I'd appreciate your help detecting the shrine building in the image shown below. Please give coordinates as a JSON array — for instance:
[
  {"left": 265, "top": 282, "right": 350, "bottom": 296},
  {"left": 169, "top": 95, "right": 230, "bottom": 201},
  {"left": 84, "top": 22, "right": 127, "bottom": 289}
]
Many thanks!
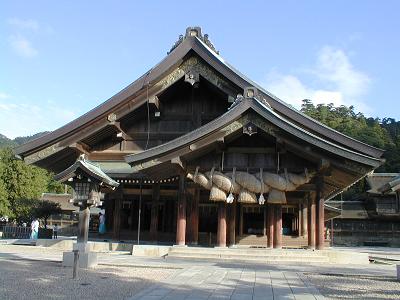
[{"left": 15, "top": 27, "right": 385, "bottom": 250}]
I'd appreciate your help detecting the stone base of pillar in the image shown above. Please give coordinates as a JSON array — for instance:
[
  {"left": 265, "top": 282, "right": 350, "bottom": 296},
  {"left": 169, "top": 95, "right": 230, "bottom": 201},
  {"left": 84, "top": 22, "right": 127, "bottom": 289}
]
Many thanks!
[
  {"left": 62, "top": 243, "right": 98, "bottom": 269},
  {"left": 172, "top": 244, "right": 188, "bottom": 248}
]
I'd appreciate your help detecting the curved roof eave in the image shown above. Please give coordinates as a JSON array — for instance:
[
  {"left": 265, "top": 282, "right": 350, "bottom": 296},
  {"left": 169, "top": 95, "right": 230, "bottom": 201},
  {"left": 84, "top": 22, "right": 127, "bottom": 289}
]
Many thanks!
[
  {"left": 125, "top": 97, "right": 382, "bottom": 168},
  {"left": 15, "top": 33, "right": 384, "bottom": 160},
  {"left": 192, "top": 37, "right": 384, "bottom": 158},
  {"left": 14, "top": 37, "right": 196, "bottom": 157}
]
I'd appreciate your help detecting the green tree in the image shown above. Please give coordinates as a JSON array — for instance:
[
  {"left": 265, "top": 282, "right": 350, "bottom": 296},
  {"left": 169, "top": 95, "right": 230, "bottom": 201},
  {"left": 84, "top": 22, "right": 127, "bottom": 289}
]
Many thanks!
[
  {"left": 33, "top": 200, "right": 62, "bottom": 227},
  {"left": 13, "top": 198, "right": 38, "bottom": 224},
  {"left": 0, "top": 147, "right": 65, "bottom": 220}
]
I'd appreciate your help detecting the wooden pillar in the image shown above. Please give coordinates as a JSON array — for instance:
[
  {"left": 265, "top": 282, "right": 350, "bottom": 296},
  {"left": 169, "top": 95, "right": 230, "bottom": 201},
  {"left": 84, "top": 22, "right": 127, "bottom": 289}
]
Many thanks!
[
  {"left": 307, "top": 192, "right": 316, "bottom": 249},
  {"left": 112, "top": 196, "right": 122, "bottom": 240},
  {"left": 316, "top": 185, "right": 325, "bottom": 250},
  {"left": 298, "top": 205, "right": 302, "bottom": 237},
  {"left": 175, "top": 175, "right": 186, "bottom": 245},
  {"left": 228, "top": 200, "right": 236, "bottom": 247},
  {"left": 104, "top": 193, "right": 113, "bottom": 231},
  {"left": 162, "top": 200, "right": 167, "bottom": 232},
  {"left": 267, "top": 204, "right": 274, "bottom": 248},
  {"left": 301, "top": 204, "right": 308, "bottom": 237},
  {"left": 217, "top": 202, "right": 227, "bottom": 247},
  {"left": 150, "top": 183, "right": 160, "bottom": 241},
  {"left": 192, "top": 189, "right": 199, "bottom": 245},
  {"left": 187, "top": 189, "right": 199, "bottom": 245},
  {"left": 274, "top": 204, "right": 282, "bottom": 249}
]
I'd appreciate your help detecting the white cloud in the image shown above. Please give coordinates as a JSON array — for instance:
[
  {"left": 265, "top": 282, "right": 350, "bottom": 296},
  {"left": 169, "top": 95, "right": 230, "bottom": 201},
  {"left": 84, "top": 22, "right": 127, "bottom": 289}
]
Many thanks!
[
  {"left": 263, "top": 46, "right": 370, "bottom": 112},
  {"left": 0, "top": 100, "right": 78, "bottom": 139},
  {"left": 7, "top": 18, "right": 40, "bottom": 31},
  {"left": 9, "top": 35, "right": 38, "bottom": 57},
  {"left": 0, "top": 92, "right": 11, "bottom": 99}
]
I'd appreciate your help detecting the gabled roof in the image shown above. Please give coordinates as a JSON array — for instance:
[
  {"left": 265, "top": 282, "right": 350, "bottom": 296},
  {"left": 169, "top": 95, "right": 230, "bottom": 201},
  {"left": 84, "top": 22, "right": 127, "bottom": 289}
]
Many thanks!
[
  {"left": 125, "top": 95, "right": 383, "bottom": 169},
  {"left": 377, "top": 174, "right": 400, "bottom": 194},
  {"left": 54, "top": 155, "right": 119, "bottom": 188},
  {"left": 15, "top": 27, "right": 384, "bottom": 160},
  {"left": 366, "top": 173, "right": 400, "bottom": 194}
]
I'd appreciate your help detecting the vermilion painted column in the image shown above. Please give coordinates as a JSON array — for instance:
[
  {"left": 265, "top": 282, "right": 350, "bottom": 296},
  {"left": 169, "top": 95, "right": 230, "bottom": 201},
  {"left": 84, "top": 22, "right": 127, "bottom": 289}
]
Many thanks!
[
  {"left": 316, "top": 192, "right": 325, "bottom": 250},
  {"left": 186, "top": 189, "right": 199, "bottom": 245},
  {"left": 176, "top": 175, "right": 186, "bottom": 246},
  {"left": 267, "top": 204, "right": 274, "bottom": 248},
  {"left": 217, "top": 202, "right": 227, "bottom": 247},
  {"left": 191, "top": 189, "right": 199, "bottom": 245},
  {"left": 301, "top": 204, "right": 308, "bottom": 237},
  {"left": 308, "top": 193, "right": 316, "bottom": 249},
  {"left": 274, "top": 204, "right": 282, "bottom": 249}
]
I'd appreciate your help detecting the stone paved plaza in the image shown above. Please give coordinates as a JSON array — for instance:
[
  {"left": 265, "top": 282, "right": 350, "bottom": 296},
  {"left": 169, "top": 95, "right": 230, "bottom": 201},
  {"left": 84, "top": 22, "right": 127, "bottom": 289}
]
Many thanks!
[
  {"left": 129, "top": 266, "right": 323, "bottom": 300},
  {"left": 1, "top": 244, "right": 400, "bottom": 299}
]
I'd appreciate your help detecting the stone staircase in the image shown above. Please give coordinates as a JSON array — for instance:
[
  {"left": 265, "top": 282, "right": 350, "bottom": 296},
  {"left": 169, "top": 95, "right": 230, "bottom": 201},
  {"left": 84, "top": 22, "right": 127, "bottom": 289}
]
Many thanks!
[
  {"left": 167, "top": 246, "right": 330, "bottom": 264},
  {"left": 237, "top": 234, "right": 330, "bottom": 248}
]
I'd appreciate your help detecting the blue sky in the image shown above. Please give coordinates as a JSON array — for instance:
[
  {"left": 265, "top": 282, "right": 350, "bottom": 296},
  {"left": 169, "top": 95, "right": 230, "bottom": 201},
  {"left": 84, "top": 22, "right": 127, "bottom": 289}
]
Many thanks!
[{"left": 1, "top": 1, "right": 399, "bottom": 138}]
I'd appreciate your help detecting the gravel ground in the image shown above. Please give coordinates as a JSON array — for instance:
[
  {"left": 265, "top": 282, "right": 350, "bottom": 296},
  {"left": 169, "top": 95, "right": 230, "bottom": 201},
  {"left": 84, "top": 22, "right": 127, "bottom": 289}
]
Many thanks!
[
  {"left": 0, "top": 258, "right": 176, "bottom": 300},
  {"left": 306, "top": 273, "right": 400, "bottom": 299}
]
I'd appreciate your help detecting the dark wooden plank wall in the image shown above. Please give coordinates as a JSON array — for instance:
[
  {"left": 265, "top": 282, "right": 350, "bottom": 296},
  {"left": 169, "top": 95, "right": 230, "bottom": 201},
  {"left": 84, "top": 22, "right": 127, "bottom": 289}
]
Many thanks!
[{"left": 94, "top": 79, "right": 230, "bottom": 153}]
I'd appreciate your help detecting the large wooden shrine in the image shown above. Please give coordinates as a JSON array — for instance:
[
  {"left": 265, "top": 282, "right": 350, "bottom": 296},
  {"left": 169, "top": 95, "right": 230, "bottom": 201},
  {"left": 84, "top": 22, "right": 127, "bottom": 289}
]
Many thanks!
[{"left": 15, "top": 27, "right": 384, "bottom": 249}]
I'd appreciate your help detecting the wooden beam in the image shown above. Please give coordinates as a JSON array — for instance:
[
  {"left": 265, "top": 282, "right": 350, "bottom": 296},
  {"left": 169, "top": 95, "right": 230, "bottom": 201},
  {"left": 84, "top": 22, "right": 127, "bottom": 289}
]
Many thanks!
[
  {"left": 226, "top": 147, "right": 276, "bottom": 154},
  {"left": 69, "top": 142, "right": 90, "bottom": 155},
  {"left": 296, "top": 183, "right": 317, "bottom": 191},
  {"left": 123, "top": 188, "right": 178, "bottom": 197},
  {"left": 148, "top": 95, "right": 160, "bottom": 110},
  {"left": 24, "top": 143, "right": 65, "bottom": 165},
  {"left": 189, "top": 134, "right": 225, "bottom": 151},
  {"left": 171, "top": 156, "right": 185, "bottom": 170}
]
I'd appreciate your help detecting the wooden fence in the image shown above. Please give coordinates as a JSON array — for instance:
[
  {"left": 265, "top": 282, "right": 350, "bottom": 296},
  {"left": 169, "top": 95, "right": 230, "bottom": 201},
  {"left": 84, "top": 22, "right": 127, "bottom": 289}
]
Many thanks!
[{"left": 2, "top": 226, "right": 31, "bottom": 239}]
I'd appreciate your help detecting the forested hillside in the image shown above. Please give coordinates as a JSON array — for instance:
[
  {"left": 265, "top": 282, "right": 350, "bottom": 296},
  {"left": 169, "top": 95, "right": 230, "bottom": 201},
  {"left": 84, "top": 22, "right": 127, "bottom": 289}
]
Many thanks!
[
  {"left": 0, "top": 132, "right": 49, "bottom": 149},
  {"left": 301, "top": 100, "right": 400, "bottom": 173}
]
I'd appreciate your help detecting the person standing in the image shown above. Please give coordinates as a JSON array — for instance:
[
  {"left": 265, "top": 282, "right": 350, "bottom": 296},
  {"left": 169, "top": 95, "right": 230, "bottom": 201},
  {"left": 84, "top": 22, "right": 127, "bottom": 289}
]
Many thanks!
[
  {"left": 30, "top": 219, "right": 39, "bottom": 239},
  {"left": 53, "top": 224, "right": 58, "bottom": 239},
  {"left": 99, "top": 213, "right": 106, "bottom": 235}
]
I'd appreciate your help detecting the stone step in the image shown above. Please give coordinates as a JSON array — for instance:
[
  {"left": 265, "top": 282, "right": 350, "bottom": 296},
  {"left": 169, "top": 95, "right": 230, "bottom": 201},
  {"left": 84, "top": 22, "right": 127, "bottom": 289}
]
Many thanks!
[
  {"left": 5, "top": 239, "right": 36, "bottom": 246},
  {"left": 167, "top": 252, "right": 329, "bottom": 263},
  {"left": 169, "top": 247, "right": 322, "bottom": 257}
]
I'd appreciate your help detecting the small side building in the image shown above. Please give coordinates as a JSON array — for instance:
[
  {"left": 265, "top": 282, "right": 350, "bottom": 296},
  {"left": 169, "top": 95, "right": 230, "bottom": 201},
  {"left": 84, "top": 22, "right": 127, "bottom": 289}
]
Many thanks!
[
  {"left": 331, "top": 173, "right": 400, "bottom": 247},
  {"left": 41, "top": 193, "right": 78, "bottom": 230}
]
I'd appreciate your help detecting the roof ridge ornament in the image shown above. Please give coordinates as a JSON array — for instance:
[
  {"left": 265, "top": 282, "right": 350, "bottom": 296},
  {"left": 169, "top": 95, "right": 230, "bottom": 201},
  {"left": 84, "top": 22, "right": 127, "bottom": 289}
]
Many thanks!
[
  {"left": 244, "top": 87, "right": 272, "bottom": 109},
  {"left": 228, "top": 87, "right": 272, "bottom": 110},
  {"left": 228, "top": 94, "right": 244, "bottom": 110},
  {"left": 168, "top": 27, "right": 219, "bottom": 55}
]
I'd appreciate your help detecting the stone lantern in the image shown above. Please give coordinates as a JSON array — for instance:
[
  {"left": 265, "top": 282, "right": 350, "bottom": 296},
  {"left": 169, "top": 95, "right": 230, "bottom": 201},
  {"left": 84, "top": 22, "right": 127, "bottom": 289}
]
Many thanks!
[{"left": 55, "top": 154, "right": 119, "bottom": 268}]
